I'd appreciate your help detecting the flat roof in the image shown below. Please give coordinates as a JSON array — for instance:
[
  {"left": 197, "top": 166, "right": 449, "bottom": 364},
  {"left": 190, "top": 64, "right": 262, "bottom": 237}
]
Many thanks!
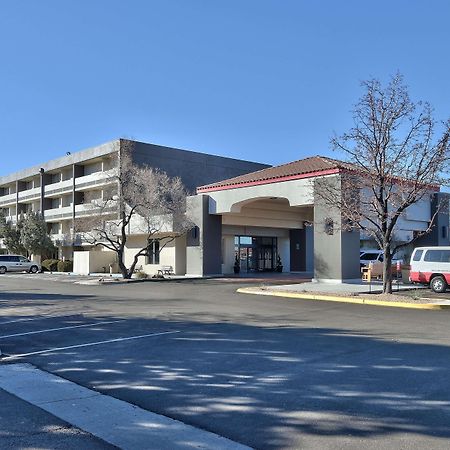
[{"left": 0, "top": 140, "right": 119, "bottom": 186}]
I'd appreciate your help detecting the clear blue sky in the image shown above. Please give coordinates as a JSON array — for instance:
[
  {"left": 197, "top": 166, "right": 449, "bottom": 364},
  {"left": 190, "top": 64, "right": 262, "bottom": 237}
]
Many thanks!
[{"left": 0, "top": 0, "right": 449, "bottom": 176}]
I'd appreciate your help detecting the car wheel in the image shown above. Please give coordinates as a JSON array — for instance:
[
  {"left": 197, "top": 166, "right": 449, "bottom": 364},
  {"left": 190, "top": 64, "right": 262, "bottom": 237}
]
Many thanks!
[
  {"left": 0, "top": 266, "right": 6, "bottom": 274},
  {"left": 29, "top": 265, "right": 39, "bottom": 274},
  {"left": 430, "top": 275, "right": 447, "bottom": 293}
]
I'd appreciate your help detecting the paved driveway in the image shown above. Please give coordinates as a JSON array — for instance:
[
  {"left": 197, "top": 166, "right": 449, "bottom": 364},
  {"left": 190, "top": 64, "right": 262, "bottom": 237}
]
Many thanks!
[{"left": 1, "top": 275, "right": 450, "bottom": 449}]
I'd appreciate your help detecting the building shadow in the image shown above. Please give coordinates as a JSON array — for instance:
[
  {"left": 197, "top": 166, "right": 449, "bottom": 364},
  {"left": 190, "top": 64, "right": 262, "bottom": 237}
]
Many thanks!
[{"left": 1, "top": 314, "right": 449, "bottom": 449}]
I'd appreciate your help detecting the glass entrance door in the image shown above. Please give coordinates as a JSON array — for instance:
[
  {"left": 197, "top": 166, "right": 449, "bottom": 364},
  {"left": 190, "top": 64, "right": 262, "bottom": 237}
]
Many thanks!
[{"left": 235, "top": 236, "right": 277, "bottom": 272}]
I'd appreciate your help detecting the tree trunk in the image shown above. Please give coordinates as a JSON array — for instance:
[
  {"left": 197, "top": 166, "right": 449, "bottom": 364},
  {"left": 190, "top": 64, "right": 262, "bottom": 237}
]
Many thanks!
[
  {"left": 128, "top": 254, "right": 141, "bottom": 279},
  {"left": 117, "top": 249, "right": 130, "bottom": 279},
  {"left": 118, "top": 220, "right": 131, "bottom": 278},
  {"left": 382, "top": 249, "right": 393, "bottom": 294}
]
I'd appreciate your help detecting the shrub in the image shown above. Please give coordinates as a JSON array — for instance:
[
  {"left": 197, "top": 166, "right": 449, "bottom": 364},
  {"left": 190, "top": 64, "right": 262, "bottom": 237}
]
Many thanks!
[
  {"left": 41, "top": 259, "right": 59, "bottom": 272},
  {"left": 57, "top": 260, "right": 73, "bottom": 272},
  {"left": 135, "top": 270, "right": 148, "bottom": 279}
]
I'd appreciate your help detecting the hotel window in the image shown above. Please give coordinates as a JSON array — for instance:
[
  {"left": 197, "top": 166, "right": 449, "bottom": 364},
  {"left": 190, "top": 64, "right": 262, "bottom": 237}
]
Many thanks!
[
  {"left": 146, "top": 239, "right": 160, "bottom": 264},
  {"left": 50, "top": 223, "right": 60, "bottom": 234},
  {"left": 50, "top": 173, "right": 61, "bottom": 184}
]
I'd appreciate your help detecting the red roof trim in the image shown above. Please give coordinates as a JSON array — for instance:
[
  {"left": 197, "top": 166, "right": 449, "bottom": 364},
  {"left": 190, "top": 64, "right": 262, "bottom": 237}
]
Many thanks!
[{"left": 197, "top": 168, "right": 341, "bottom": 193}]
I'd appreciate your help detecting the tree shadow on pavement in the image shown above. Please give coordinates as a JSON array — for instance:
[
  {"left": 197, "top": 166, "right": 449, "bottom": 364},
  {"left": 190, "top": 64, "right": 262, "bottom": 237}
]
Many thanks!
[{"left": 2, "top": 314, "right": 448, "bottom": 449}]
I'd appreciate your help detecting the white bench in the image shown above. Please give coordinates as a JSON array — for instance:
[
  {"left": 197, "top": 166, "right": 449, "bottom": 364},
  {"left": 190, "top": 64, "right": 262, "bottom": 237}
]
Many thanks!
[{"left": 157, "top": 265, "right": 174, "bottom": 276}]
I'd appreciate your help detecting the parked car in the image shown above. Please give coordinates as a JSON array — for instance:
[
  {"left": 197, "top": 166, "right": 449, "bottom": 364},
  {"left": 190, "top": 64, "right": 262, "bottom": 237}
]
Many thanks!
[
  {"left": 409, "top": 246, "right": 450, "bottom": 293},
  {"left": 360, "top": 249, "right": 402, "bottom": 268},
  {"left": 0, "top": 255, "right": 41, "bottom": 274}
]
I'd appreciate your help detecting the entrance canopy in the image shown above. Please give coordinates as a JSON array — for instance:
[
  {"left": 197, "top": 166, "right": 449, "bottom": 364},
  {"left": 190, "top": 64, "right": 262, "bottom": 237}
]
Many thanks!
[{"left": 187, "top": 156, "right": 361, "bottom": 282}]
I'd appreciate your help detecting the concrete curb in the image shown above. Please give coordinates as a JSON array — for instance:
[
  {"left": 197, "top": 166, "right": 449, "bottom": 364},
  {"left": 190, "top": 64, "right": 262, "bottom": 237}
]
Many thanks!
[
  {"left": 236, "top": 287, "right": 450, "bottom": 310},
  {"left": 0, "top": 363, "right": 250, "bottom": 450}
]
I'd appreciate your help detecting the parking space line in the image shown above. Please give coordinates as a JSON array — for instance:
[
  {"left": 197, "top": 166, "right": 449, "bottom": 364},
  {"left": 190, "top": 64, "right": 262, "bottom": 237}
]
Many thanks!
[
  {"left": 1, "top": 330, "right": 181, "bottom": 361},
  {"left": 0, "top": 320, "right": 124, "bottom": 340}
]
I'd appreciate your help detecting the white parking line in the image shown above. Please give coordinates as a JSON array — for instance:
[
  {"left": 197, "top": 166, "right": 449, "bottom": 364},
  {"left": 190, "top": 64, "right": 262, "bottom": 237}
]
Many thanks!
[
  {"left": 0, "top": 320, "right": 124, "bottom": 340},
  {"left": 2, "top": 330, "right": 181, "bottom": 361}
]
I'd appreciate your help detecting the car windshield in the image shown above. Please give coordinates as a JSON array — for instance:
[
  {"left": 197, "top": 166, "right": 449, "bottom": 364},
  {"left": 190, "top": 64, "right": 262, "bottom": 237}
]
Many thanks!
[{"left": 360, "top": 253, "right": 380, "bottom": 261}]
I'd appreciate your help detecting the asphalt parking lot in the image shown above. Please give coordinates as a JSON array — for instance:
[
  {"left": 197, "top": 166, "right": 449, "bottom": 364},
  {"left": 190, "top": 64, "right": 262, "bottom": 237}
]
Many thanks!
[{"left": 1, "top": 274, "right": 450, "bottom": 449}]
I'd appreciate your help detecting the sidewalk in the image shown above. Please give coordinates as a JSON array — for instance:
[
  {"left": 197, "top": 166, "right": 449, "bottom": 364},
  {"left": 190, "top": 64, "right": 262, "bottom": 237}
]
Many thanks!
[
  {"left": 0, "top": 363, "right": 249, "bottom": 450},
  {"left": 1, "top": 272, "right": 209, "bottom": 285},
  {"left": 261, "top": 280, "right": 423, "bottom": 295},
  {"left": 0, "top": 387, "right": 113, "bottom": 449},
  {"left": 237, "top": 281, "right": 450, "bottom": 310}
]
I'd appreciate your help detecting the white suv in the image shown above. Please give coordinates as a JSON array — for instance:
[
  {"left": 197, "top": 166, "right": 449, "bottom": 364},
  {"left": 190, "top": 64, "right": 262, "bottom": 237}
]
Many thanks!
[
  {"left": 360, "top": 249, "right": 403, "bottom": 267},
  {"left": 0, "top": 255, "right": 41, "bottom": 274}
]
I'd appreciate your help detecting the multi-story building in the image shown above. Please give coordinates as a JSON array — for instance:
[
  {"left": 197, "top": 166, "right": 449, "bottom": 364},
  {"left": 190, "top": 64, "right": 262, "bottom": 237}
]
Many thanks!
[
  {"left": 1, "top": 141, "right": 448, "bottom": 282},
  {"left": 0, "top": 139, "right": 269, "bottom": 262}
]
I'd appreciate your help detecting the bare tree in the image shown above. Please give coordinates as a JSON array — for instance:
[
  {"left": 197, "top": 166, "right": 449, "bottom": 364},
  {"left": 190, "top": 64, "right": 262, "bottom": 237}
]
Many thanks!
[
  {"left": 316, "top": 74, "right": 449, "bottom": 293},
  {"left": 76, "top": 145, "right": 192, "bottom": 278}
]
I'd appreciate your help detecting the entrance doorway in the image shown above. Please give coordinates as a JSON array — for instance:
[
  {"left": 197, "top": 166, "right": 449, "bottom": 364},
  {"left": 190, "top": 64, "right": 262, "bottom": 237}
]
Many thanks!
[{"left": 235, "top": 236, "right": 277, "bottom": 272}]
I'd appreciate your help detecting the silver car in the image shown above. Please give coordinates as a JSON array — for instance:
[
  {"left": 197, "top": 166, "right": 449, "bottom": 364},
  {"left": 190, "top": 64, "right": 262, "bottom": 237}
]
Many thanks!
[{"left": 0, "top": 255, "right": 41, "bottom": 274}]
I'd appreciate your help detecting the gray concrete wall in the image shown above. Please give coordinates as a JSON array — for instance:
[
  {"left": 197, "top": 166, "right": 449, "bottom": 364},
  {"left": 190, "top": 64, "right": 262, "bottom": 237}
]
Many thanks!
[
  {"left": 313, "top": 176, "right": 360, "bottom": 282},
  {"left": 305, "top": 225, "right": 314, "bottom": 272},
  {"left": 126, "top": 140, "right": 269, "bottom": 194},
  {"left": 186, "top": 195, "right": 222, "bottom": 276},
  {"left": 415, "top": 192, "right": 450, "bottom": 247}
]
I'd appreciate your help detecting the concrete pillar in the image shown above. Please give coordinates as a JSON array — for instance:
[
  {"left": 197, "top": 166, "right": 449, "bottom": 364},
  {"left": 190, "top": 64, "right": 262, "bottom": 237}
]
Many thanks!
[
  {"left": 278, "top": 237, "right": 290, "bottom": 272},
  {"left": 174, "top": 234, "right": 187, "bottom": 275},
  {"left": 313, "top": 176, "right": 360, "bottom": 283},
  {"left": 15, "top": 180, "right": 19, "bottom": 223},
  {"left": 186, "top": 194, "right": 222, "bottom": 276},
  {"left": 305, "top": 225, "right": 314, "bottom": 272},
  {"left": 39, "top": 170, "right": 52, "bottom": 213},
  {"left": 72, "top": 164, "right": 84, "bottom": 234}
]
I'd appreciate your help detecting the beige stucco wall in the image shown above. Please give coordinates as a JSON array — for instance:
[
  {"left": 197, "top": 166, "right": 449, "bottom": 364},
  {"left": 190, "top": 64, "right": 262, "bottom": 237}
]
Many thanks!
[
  {"left": 220, "top": 199, "right": 313, "bottom": 230},
  {"left": 278, "top": 237, "right": 290, "bottom": 272},
  {"left": 124, "top": 234, "right": 187, "bottom": 276},
  {"left": 123, "top": 235, "right": 147, "bottom": 270},
  {"left": 73, "top": 250, "right": 117, "bottom": 275},
  {"left": 207, "top": 178, "right": 314, "bottom": 214},
  {"left": 61, "top": 247, "right": 73, "bottom": 261},
  {"left": 174, "top": 235, "right": 187, "bottom": 275},
  {"left": 222, "top": 235, "right": 235, "bottom": 274}
]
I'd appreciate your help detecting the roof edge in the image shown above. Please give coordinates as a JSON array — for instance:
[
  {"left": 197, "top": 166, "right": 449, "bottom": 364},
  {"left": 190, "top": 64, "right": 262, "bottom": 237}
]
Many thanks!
[{"left": 197, "top": 168, "right": 341, "bottom": 193}]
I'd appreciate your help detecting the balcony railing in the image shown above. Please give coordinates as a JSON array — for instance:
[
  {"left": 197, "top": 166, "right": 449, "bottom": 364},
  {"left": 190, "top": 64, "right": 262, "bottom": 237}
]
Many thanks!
[
  {"left": 44, "top": 179, "right": 73, "bottom": 196},
  {"left": 74, "top": 201, "right": 118, "bottom": 217},
  {"left": 18, "top": 187, "right": 41, "bottom": 202},
  {"left": 4, "top": 215, "right": 17, "bottom": 225},
  {"left": 48, "top": 232, "right": 92, "bottom": 246},
  {"left": 0, "top": 193, "right": 17, "bottom": 206},
  {"left": 44, "top": 205, "right": 73, "bottom": 220},
  {"left": 75, "top": 169, "right": 116, "bottom": 190}
]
